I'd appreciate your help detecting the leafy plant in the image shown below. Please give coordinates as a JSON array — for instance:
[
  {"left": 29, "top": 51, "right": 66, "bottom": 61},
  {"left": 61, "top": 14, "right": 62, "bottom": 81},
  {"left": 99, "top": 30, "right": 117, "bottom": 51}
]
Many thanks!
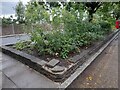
[
  {"left": 99, "top": 21, "right": 112, "bottom": 33},
  {"left": 14, "top": 3, "right": 113, "bottom": 59},
  {"left": 14, "top": 41, "right": 29, "bottom": 50},
  {"left": 15, "top": 1, "right": 25, "bottom": 24}
]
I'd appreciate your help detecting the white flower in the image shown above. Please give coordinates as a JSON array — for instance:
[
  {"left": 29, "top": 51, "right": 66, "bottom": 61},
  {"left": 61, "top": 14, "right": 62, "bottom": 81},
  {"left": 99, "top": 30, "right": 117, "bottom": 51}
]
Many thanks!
[{"left": 31, "top": 41, "right": 35, "bottom": 45}]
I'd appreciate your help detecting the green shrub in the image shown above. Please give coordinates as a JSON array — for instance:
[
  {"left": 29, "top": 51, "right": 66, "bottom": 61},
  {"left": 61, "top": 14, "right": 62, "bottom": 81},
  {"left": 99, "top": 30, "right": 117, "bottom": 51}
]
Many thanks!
[
  {"left": 14, "top": 41, "right": 31, "bottom": 50},
  {"left": 29, "top": 21, "right": 107, "bottom": 59},
  {"left": 99, "top": 21, "right": 112, "bottom": 33},
  {"left": 15, "top": 8, "right": 112, "bottom": 59},
  {"left": 15, "top": 21, "right": 111, "bottom": 59}
]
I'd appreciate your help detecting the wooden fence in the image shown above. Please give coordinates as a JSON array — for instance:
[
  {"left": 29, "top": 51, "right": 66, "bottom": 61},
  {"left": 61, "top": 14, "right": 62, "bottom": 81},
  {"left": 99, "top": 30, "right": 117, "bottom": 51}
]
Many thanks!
[{"left": 0, "top": 24, "right": 27, "bottom": 36}]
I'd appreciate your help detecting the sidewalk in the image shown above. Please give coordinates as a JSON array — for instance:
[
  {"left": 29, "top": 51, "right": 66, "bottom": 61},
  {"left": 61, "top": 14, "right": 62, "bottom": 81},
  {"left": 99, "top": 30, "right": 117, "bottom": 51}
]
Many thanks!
[
  {"left": 68, "top": 37, "right": 118, "bottom": 88},
  {"left": 0, "top": 34, "right": 30, "bottom": 46},
  {"left": 1, "top": 52, "right": 59, "bottom": 88}
]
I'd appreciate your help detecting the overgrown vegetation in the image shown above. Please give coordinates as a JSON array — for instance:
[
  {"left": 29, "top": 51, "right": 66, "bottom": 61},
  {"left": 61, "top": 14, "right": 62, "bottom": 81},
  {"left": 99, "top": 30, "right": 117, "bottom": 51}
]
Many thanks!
[
  {"left": 14, "top": 2, "right": 112, "bottom": 59},
  {"left": 15, "top": 1, "right": 25, "bottom": 24},
  {"left": 2, "top": 16, "right": 16, "bottom": 26}
]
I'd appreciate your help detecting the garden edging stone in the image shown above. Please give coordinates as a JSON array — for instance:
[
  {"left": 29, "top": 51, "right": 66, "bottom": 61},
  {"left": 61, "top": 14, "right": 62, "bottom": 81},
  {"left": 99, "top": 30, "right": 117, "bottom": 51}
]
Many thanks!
[{"left": 46, "top": 59, "right": 60, "bottom": 68}]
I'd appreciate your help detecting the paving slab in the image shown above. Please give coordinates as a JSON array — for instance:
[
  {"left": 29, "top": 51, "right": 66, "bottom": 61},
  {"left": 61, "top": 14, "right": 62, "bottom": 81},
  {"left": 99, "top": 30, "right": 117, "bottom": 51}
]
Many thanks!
[
  {"left": 1, "top": 53, "right": 60, "bottom": 88},
  {"left": 2, "top": 59, "right": 18, "bottom": 70},
  {"left": 3, "top": 62, "right": 26, "bottom": 78},
  {"left": 46, "top": 59, "right": 60, "bottom": 68},
  {"left": 2, "top": 73, "right": 17, "bottom": 88}
]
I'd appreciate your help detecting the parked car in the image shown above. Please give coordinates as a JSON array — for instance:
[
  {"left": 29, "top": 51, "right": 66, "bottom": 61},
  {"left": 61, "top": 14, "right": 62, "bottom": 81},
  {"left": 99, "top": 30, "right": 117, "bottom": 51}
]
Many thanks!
[{"left": 115, "top": 20, "right": 120, "bottom": 29}]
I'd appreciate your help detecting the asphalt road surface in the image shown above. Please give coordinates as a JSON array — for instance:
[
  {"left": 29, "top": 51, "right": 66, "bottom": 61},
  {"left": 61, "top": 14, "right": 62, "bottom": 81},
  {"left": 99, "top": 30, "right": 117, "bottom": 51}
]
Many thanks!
[{"left": 67, "top": 37, "right": 118, "bottom": 88}]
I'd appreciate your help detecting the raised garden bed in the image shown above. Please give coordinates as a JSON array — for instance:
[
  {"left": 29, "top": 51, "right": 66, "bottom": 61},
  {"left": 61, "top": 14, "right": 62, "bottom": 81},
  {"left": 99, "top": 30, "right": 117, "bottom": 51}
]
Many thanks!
[{"left": 0, "top": 30, "right": 119, "bottom": 82}]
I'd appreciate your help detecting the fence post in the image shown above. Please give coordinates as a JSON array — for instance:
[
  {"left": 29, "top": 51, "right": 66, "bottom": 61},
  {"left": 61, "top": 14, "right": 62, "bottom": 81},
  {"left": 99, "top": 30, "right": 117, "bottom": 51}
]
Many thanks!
[{"left": 12, "top": 24, "right": 15, "bottom": 35}]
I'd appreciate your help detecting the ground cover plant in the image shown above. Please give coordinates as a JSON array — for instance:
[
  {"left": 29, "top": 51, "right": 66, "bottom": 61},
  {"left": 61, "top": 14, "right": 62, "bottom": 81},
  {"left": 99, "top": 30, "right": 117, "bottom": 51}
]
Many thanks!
[{"left": 14, "top": 2, "right": 113, "bottom": 59}]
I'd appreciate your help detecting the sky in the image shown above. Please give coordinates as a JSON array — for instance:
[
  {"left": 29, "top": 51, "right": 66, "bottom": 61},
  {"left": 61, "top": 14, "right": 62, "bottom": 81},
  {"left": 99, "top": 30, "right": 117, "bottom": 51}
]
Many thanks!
[
  {"left": 0, "top": 0, "right": 84, "bottom": 18},
  {"left": 0, "top": 0, "right": 30, "bottom": 18},
  {"left": 0, "top": 0, "right": 30, "bottom": 4}
]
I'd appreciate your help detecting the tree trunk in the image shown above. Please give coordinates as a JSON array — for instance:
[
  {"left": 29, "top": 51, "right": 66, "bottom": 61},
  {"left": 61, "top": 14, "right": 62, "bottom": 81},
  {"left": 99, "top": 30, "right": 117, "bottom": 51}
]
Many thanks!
[{"left": 89, "top": 12, "right": 93, "bottom": 22}]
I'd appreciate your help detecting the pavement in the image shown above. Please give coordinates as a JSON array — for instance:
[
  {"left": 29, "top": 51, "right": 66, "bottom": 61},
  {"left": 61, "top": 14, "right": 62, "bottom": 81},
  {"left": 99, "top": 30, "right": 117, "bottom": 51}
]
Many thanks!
[
  {"left": 0, "top": 34, "right": 30, "bottom": 46},
  {"left": 67, "top": 36, "right": 118, "bottom": 88},
  {"left": 0, "top": 52, "right": 60, "bottom": 88}
]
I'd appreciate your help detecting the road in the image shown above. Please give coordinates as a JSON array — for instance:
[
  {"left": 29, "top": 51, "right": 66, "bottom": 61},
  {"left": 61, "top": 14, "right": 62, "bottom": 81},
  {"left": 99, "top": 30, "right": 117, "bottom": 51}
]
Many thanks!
[{"left": 67, "top": 36, "right": 118, "bottom": 88}]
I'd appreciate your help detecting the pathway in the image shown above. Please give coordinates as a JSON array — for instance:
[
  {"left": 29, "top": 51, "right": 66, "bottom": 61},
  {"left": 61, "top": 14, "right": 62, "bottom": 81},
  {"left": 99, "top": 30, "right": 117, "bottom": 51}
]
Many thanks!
[
  {"left": 0, "top": 34, "right": 30, "bottom": 46},
  {"left": 67, "top": 36, "right": 118, "bottom": 88},
  {"left": 0, "top": 52, "right": 59, "bottom": 88}
]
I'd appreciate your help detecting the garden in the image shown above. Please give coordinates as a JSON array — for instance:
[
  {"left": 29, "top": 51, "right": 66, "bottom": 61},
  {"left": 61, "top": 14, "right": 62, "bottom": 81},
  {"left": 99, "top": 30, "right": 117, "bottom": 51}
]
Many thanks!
[{"left": 1, "top": 1, "right": 120, "bottom": 82}]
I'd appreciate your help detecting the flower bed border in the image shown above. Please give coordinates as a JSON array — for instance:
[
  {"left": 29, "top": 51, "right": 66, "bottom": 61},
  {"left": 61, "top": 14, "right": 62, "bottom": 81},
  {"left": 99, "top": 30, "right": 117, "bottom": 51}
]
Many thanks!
[{"left": 0, "top": 30, "right": 119, "bottom": 82}]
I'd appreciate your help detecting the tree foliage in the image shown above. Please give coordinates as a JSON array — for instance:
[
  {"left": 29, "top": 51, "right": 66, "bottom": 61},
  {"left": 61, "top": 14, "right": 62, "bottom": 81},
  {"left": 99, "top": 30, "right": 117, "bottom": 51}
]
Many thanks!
[
  {"left": 25, "top": 1, "right": 50, "bottom": 24},
  {"left": 2, "top": 15, "right": 16, "bottom": 26},
  {"left": 113, "top": 2, "right": 120, "bottom": 20},
  {"left": 15, "top": 1, "right": 25, "bottom": 24},
  {"left": 83, "top": 2, "right": 103, "bottom": 22}
]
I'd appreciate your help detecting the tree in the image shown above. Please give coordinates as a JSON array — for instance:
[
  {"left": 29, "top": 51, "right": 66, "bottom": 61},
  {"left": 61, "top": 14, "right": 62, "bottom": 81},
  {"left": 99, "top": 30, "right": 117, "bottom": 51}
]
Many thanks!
[
  {"left": 15, "top": 1, "right": 25, "bottom": 24},
  {"left": 2, "top": 17, "right": 13, "bottom": 25},
  {"left": 25, "top": 1, "right": 50, "bottom": 24},
  {"left": 84, "top": 2, "right": 102, "bottom": 22},
  {"left": 113, "top": 2, "right": 120, "bottom": 20},
  {"left": 94, "top": 2, "right": 120, "bottom": 26},
  {"left": 43, "top": 2, "right": 102, "bottom": 22}
]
